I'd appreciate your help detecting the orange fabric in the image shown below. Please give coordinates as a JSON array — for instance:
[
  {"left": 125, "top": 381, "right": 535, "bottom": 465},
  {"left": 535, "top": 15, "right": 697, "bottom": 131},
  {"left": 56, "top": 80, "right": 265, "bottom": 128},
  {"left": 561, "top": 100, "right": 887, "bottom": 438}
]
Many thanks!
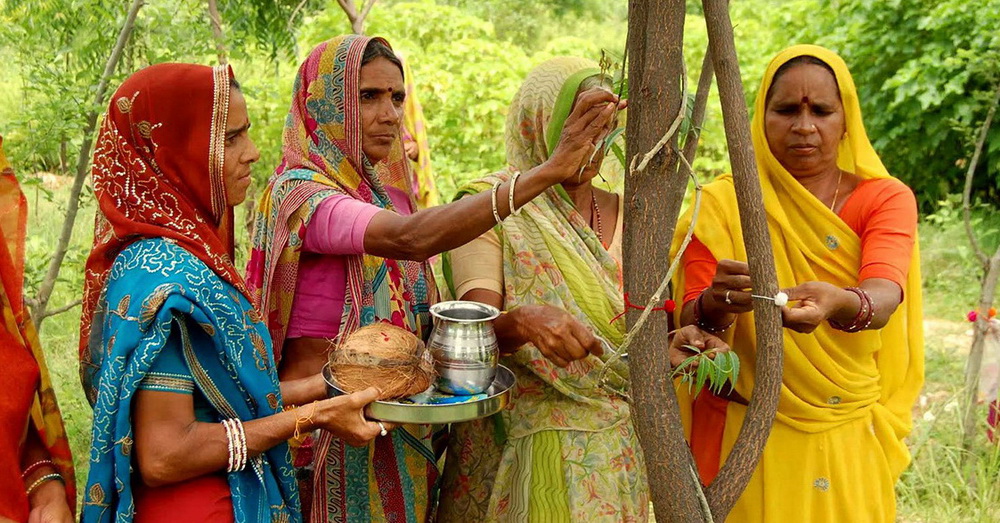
[
  {"left": 682, "top": 177, "right": 918, "bottom": 305},
  {"left": 0, "top": 136, "right": 76, "bottom": 518}
]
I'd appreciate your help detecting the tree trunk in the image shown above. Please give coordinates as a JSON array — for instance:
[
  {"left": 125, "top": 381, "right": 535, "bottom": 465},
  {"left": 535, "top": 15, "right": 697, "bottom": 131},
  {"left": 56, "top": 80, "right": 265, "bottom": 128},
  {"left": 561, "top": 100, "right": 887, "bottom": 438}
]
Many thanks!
[
  {"left": 208, "top": 0, "right": 228, "bottom": 65},
  {"left": 31, "top": 0, "right": 145, "bottom": 325},
  {"left": 624, "top": 1, "right": 707, "bottom": 521},
  {"left": 336, "top": 0, "right": 378, "bottom": 34},
  {"left": 960, "top": 82, "right": 1000, "bottom": 450},
  {"left": 701, "top": 0, "right": 784, "bottom": 518}
]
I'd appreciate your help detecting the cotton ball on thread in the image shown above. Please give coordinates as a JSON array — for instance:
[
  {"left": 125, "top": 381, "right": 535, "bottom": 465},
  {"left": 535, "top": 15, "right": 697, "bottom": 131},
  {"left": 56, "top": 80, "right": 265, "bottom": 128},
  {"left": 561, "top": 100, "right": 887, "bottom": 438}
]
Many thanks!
[{"left": 774, "top": 292, "right": 788, "bottom": 307}]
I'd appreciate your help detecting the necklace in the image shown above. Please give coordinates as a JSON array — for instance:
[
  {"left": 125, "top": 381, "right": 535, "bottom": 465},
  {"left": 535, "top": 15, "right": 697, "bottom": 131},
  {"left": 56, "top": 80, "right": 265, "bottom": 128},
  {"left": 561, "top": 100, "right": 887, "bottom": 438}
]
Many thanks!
[
  {"left": 591, "top": 190, "right": 603, "bottom": 243},
  {"left": 829, "top": 169, "right": 844, "bottom": 212}
]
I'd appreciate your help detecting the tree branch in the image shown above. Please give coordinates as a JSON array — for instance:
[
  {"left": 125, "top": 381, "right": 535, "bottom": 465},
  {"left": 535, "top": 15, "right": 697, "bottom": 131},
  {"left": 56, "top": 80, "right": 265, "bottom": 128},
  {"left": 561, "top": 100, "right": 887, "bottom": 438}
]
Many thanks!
[
  {"left": 682, "top": 44, "right": 715, "bottom": 167},
  {"left": 38, "top": 299, "right": 83, "bottom": 320},
  {"left": 962, "top": 82, "right": 1000, "bottom": 269},
  {"left": 31, "top": 0, "right": 145, "bottom": 326},
  {"left": 702, "top": 0, "right": 784, "bottom": 518},
  {"left": 207, "top": 0, "right": 227, "bottom": 65}
]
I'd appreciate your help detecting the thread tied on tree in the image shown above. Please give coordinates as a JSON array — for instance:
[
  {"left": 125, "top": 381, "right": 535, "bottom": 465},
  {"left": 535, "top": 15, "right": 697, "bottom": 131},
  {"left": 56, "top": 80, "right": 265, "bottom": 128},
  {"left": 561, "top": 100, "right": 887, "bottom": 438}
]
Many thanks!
[{"left": 610, "top": 292, "right": 676, "bottom": 324}]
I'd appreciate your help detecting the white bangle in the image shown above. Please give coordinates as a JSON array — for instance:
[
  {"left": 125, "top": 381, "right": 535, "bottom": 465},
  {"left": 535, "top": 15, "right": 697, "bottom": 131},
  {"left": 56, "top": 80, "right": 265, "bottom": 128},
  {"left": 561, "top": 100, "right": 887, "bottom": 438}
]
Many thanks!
[
  {"left": 233, "top": 418, "right": 247, "bottom": 472},
  {"left": 508, "top": 170, "right": 523, "bottom": 216},
  {"left": 490, "top": 180, "right": 503, "bottom": 224},
  {"left": 222, "top": 418, "right": 235, "bottom": 473}
]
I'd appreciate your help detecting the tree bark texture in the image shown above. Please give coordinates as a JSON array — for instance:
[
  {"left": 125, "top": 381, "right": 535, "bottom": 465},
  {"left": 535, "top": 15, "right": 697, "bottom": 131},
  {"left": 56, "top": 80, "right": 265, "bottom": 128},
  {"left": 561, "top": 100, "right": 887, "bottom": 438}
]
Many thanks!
[
  {"left": 624, "top": 1, "right": 707, "bottom": 521},
  {"left": 701, "top": 0, "right": 784, "bottom": 518},
  {"left": 959, "top": 82, "right": 1000, "bottom": 451},
  {"left": 32, "top": 0, "right": 145, "bottom": 325},
  {"left": 207, "top": 0, "right": 228, "bottom": 65}
]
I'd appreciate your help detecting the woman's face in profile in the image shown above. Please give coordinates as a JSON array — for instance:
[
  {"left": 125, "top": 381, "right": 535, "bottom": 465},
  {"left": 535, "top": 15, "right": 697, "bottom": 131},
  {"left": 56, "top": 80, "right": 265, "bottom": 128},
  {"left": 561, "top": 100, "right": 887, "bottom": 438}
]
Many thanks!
[{"left": 764, "top": 63, "right": 846, "bottom": 179}]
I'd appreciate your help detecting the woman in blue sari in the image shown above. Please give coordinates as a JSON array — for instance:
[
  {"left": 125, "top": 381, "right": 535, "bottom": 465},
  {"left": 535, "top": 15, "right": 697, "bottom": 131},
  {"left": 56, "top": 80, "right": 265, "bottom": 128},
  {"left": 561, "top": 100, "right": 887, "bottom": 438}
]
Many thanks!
[{"left": 78, "top": 63, "right": 386, "bottom": 522}]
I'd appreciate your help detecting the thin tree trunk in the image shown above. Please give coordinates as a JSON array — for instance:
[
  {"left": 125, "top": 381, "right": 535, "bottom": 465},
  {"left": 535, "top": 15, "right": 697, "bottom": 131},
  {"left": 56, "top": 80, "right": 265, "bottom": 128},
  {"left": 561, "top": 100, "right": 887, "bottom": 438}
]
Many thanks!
[
  {"left": 682, "top": 45, "right": 715, "bottom": 167},
  {"left": 208, "top": 0, "right": 227, "bottom": 65},
  {"left": 31, "top": 0, "right": 145, "bottom": 325},
  {"left": 701, "top": 0, "right": 784, "bottom": 518},
  {"left": 959, "top": 82, "right": 1000, "bottom": 450},
  {"left": 624, "top": 1, "right": 706, "bottom": 521},
  {"left": 336, "top": 0, "right": 378, "bottom": 34}
]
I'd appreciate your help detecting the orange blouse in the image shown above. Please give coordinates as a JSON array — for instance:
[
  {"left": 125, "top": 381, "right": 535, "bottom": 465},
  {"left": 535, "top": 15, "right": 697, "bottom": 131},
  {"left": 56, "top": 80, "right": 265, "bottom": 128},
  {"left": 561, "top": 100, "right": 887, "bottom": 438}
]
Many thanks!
[{"left": 681, "top": 177, "right": 918, "bottom": 304}]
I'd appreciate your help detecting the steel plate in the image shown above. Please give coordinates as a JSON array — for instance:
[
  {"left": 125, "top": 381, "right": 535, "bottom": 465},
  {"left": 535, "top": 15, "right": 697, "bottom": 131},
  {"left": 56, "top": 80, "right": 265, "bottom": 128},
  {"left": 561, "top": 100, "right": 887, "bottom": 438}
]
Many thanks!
[{"left": 323, "top": 364, "right": 514, "bottom": 424}]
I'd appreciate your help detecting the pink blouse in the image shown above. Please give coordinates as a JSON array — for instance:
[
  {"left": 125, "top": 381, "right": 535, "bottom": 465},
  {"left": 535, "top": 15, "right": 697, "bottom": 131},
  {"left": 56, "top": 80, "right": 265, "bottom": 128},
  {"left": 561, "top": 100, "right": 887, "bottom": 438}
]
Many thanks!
[{"left": 286, "top": 187, "right": 413, "bottom": 339}]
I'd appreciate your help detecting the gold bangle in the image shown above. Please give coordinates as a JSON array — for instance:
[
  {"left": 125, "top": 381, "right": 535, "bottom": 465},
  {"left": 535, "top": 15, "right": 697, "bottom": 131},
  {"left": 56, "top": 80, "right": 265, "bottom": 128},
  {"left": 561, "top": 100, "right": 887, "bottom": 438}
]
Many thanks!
[{"left": 26, "top": 472, "right": 62, "bottom": 497}]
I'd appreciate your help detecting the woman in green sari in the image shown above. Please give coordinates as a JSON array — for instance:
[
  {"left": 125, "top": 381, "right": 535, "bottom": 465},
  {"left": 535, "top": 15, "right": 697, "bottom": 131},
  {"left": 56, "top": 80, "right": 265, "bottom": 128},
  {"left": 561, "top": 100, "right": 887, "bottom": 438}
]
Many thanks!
[{"left": 439, "top": 56, "right": 724, "bottom": 523}]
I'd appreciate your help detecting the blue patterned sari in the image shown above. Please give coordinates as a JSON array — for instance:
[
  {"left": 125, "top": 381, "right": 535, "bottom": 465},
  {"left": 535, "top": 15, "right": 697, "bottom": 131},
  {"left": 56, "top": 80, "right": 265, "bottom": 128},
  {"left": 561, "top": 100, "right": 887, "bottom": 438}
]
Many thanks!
[{"left": 82, "top": 238, "right": 299, "bottom": 522}]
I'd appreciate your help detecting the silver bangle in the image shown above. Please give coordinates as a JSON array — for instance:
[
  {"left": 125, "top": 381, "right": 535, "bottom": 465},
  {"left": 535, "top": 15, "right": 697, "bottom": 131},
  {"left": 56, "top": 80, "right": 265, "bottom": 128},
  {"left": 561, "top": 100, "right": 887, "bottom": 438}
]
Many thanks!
[
  {"left": 508, "top": 170, "right": 523, "bottom": 216},
  {"left": 490, "top": 180, "right": 503, "bottom": 224}
]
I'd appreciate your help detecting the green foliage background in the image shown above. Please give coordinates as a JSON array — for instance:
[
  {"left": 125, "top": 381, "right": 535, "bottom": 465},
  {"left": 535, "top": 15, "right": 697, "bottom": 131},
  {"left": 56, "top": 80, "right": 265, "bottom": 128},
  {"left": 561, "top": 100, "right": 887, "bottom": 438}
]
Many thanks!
[{"left": 1, "top": 0, "right": 999, "bottom": 519}]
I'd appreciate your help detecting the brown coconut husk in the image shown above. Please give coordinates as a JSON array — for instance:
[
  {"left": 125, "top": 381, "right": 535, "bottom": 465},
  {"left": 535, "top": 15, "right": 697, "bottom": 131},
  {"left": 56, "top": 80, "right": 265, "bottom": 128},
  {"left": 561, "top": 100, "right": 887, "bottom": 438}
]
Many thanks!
[{"left": 328, "top": 323, "right": 435, "bottom": 400}]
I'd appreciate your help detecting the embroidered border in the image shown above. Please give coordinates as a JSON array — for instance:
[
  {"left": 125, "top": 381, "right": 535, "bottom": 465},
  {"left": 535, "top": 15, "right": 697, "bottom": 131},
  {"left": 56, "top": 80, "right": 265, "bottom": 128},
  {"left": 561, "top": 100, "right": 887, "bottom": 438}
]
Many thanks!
[
  {"left": 208, "top": 65, "right": 230, "bottom": 224},
  {"left": 139, "top": 372, "right": 195, "bottom": 394}
]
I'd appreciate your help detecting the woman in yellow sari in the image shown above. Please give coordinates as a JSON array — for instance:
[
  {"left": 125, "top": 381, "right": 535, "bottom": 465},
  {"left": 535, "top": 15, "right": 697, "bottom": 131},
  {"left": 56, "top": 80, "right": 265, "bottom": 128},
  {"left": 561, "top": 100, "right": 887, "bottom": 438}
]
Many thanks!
[{"left": 673, "top": 45, "right": 923, "bottom": 521}]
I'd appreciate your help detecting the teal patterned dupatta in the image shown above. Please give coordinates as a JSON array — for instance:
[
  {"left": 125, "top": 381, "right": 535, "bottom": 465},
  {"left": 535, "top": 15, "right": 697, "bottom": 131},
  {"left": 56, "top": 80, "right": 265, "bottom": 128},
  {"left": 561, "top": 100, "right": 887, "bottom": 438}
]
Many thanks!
[{"left": 82, "top": 239, "right": 299, "bottom": 522}]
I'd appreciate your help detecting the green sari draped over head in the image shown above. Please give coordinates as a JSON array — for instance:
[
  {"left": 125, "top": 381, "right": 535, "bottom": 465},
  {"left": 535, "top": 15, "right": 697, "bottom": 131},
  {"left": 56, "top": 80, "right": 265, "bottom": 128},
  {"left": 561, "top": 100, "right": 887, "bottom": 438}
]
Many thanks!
[{"left": 438, "top": 57, "right": 649, "bottom": 523}]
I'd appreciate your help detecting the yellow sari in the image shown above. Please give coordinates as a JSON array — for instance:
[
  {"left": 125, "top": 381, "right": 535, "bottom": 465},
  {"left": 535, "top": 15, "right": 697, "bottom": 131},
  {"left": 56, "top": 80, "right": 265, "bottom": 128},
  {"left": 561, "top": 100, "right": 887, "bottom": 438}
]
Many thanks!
[{"left": 672, "top": 45, "right": 923, "bottom": 521}]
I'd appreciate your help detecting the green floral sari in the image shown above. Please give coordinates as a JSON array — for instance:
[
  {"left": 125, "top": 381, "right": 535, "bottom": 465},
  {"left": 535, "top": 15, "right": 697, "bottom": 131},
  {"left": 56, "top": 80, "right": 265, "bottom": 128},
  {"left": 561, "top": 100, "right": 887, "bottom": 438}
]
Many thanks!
[{"left": 438, "top": 57, "right": 649, "bottom": 523}]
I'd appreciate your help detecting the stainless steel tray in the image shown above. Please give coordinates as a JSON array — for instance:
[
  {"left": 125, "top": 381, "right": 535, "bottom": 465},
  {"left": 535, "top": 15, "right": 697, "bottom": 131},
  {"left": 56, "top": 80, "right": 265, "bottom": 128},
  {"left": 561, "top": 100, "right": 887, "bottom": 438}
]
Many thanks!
[{"left": 322, "top": 364, "right": 514, "bottom": 424}]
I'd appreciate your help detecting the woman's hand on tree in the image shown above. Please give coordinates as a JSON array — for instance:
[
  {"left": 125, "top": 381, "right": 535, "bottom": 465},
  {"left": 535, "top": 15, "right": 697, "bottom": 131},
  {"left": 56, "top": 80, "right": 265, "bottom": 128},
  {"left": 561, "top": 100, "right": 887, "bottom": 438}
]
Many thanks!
[
  {"left": 313, "top": 387, "right": 396, "bottom": 447},
  {"left": 546, "top": 89, "right": 626, "bottom": 182},
  {"left": 780, "top": 281, "right": 857, "bottom": 333},
  {"left": 511, "top": 304, "right": 604, "bottom": 367},
  {"left": 668, "top": 325, "right": 731, "bottom": 369}
]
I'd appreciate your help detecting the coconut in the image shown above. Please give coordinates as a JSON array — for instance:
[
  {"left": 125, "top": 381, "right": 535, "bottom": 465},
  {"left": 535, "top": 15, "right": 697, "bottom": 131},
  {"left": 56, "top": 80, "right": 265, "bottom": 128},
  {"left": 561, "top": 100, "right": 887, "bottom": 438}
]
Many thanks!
[{"left": 328, "top": 323, "right": 435, "bottom": 400}]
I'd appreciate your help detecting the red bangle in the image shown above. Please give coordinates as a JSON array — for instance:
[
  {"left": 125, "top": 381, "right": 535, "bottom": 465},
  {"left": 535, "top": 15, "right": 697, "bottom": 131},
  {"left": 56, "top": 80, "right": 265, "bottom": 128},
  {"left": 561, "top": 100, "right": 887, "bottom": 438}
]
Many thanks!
[
  {"left": 21, "top": 459, "right": 54, "bottom": 480},
  {"left": 829, "top": 287, "right": 875, "bottom": 332}
]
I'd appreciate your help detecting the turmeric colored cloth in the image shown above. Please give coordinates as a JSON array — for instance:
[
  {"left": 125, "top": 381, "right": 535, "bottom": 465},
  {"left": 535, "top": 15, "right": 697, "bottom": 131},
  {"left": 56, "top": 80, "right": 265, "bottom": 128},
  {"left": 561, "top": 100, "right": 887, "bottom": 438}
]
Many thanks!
[
  {"left": 671, "top": 45, "right": 924, "bottom": 522},
  {"left": 399, "top": 55, "right": 438, "bottom": 208},
  {"left": 0, "top": 136, "right": 76, "bottom": 520}
]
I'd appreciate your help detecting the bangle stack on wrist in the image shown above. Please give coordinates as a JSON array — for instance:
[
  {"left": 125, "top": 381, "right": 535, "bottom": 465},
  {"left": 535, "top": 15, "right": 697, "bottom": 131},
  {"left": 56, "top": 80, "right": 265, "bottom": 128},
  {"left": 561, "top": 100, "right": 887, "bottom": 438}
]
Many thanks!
[
  {"left": 22, "top": 460, "right": 63, "bottom": 497},
  {"left": 695, "top": 291, "right": 734, "bottom": 333},
  {"left": 829, "top": 287, "right": 875, "bottom": 332},
  {"left": 223, "top": 418, "right": 248, "bottom": 472}
]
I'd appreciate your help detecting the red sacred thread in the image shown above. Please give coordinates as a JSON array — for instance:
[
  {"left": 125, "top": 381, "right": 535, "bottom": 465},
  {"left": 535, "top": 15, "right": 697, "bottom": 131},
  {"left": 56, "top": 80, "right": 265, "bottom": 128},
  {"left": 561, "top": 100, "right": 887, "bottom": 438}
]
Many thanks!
[{"left": 610, "top": 292, "right": 676, "bottom": 324}]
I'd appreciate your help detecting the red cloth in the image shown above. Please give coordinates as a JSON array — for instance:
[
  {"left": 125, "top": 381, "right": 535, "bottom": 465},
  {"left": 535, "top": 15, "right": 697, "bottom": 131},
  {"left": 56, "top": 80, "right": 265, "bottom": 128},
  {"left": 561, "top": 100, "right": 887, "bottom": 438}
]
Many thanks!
[
  {"left": 684, "top": 177, "right": 918, "bottom": 486},
  {"left": 682, "top": 177, "right": 918, "bottom": 304},
  {"left": 0, "top": 136, "right": 75, "bottom": 519},
  {"left": 134, "top": 474, "right": 234, "bottom": 522},
  {"left": 79, "top": 63, "right": 250, "bottom": 364}
]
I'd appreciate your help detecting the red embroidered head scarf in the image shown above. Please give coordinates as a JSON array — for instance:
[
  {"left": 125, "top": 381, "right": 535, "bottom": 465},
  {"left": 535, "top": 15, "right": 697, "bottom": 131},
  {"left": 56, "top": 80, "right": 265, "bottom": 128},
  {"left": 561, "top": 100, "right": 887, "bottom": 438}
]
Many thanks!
[{"left": 79, "top": 63, "right": 249, "bottom": 378}]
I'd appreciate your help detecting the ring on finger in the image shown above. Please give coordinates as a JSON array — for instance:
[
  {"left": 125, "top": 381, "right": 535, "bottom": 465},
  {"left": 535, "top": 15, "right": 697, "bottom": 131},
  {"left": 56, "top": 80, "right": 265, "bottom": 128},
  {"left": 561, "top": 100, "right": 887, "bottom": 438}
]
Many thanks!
[
  {"left": 724, "top": 290, "right": 733, "bottom": 305},
  {"left": 377, "top": 421, "right": 387, "bottom": 437}
]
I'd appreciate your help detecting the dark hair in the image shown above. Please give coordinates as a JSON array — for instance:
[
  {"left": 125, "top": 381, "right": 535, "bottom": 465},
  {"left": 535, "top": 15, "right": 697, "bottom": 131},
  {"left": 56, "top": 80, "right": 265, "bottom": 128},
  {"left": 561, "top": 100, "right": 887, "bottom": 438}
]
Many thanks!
[
  {"left": 765, "top": 55, "right": 839, "bottom": 104},
  {"left": 230, "top": 77, "right": 242, "bottom": 91},
  {"left": 362, "top": 39, "right": 404, "bottom": 78}
]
